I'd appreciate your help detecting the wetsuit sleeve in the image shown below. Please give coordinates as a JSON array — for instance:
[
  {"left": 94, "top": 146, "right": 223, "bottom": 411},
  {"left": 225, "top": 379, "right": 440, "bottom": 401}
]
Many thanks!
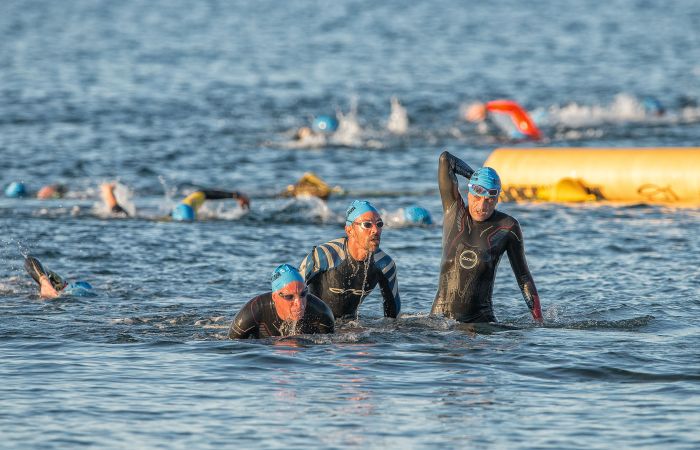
[
  {"left": 299, "top": 247, "right": 321, "bottom": 282},
  {"left": 200, "top": 190, "right": 245, "bottom": 200},
  {"left": 228, "top": 299, "right": 260, "bottom": 339},
  {"left": 316, "top": 306, "right": 335, "bottom": 334},
  {"left": 505, "top": 221, "right": 543, "bottom": 322},
  {"left": 438, "top": 151, "right": 475, "bottom": 211},
  {"left": 374, "top": 253, "right": 401, "bottom": 318}
]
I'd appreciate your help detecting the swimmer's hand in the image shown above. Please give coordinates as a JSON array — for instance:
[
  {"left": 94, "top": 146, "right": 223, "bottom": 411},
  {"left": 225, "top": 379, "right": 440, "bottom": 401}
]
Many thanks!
[
  {"left": 39, "top": 275, "right": 60, "bottom": 299},
  {"left": 111, "top": 204, "right": 129, "bottom": 216},
  {"left": 236, "top": 194, "right": 250, "bottom": 210}
]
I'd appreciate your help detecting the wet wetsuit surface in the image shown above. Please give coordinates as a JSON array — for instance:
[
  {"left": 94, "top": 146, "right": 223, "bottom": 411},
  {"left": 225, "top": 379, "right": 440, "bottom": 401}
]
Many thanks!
[
  {"left": 431, "top": 151, "right": 541, "bottom": 322},
  {"left": 228, "top": 292, "right": 335, "bottom": 339},
  {"left": 299, "top": 237, "right": 400, "bottom": 319}
]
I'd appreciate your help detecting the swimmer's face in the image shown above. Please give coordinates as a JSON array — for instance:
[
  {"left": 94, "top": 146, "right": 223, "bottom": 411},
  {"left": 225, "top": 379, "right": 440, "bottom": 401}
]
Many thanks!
[
  {"left": 346, "top": 211, "right": 383, "bottom": 253},
  {"left": 272, "top": 281, "right": 308, "bottom": 322},
  {"left": 468, "top": 192, "right": 498, "bottom": 222}
]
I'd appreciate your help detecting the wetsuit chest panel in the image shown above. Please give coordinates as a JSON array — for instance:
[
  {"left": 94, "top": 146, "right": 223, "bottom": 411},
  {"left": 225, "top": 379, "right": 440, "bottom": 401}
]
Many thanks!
[
  {"left": 311, "top": 257, "right": 379, "bottom": 319},
  {"left": 434, "top": 202, "right": 515, "bottom": 322}
]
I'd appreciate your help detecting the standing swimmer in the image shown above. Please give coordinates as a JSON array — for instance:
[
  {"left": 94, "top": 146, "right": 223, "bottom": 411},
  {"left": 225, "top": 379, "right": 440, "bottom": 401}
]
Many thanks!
[
  {"left": 298, "top": 200, "right": 400, "bottom": 320},
  {"left": 228, "top": 264, "right": 335, "bottom": 339},
  {"left": 430, "top": 151, "right": 543, "bottom": 323}
]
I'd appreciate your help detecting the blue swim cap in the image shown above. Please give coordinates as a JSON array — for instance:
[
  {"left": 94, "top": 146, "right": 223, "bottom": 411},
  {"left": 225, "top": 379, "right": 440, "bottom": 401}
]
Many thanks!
[
  {"left": 312, "top": 115, "right": 339, "bottom": 133},
  {"left": 345, "top": 200, "right": 379, "bottom": 225},
  {"left": 271, "top": 264, "right": 304, "bottom": 292},
  {"left": 172, "top": 204, "right": 195, "bottom": 221},
  {"left": 71, "top": 281, "right": 93, "bottom": 290},
  {"left": 468, "top": 167, "right": 501, "bottom": 197},
  {"left": 642, "top": 97, "right": 665, "bottom": 116},
  {"left": 5, "top": 182, "right": 27, "bottom": 198},
  {"left": 404, "top": 205, "right": 433, "bottom": 225}
]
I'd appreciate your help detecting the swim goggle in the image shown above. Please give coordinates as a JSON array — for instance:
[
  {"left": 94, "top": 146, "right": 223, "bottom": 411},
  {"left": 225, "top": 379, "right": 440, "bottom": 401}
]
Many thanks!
[
  {"left": 468, "top": 183, "right": 500, "bottom": 198},
  {"left": 353, "top": 220, "right": 384, "bottom": 230},
  {"left": 278, "top": 288, "right": 308, "bottom": 301}
]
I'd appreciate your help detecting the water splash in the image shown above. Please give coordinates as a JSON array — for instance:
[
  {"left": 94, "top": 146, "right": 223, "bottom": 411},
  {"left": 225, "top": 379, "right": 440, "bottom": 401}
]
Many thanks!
[{"left": 386, "top": 96, "right": 408, "bottom": 135}]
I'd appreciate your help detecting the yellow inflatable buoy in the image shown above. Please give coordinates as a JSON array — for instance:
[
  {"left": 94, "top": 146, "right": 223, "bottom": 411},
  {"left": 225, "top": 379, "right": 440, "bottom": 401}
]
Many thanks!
[{"left": 484, "top": 147, "right": 700, "bottom": 205}]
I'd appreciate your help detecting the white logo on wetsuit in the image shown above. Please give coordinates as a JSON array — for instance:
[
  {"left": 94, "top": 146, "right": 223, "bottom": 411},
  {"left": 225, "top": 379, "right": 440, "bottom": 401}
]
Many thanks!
[
  {"left": 329, "top": 287, "right": 371, "bottom": 296},
  {"left": 459, "top": 250, "right": 478, "bottom": 269}
]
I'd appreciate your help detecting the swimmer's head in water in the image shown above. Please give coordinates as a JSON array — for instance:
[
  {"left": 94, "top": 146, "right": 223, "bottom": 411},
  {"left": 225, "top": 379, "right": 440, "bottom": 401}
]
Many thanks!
[
  {"left": 312, "top": 115, "right": 339, "bottom": 133},
  {"left": 171, "top": 204, "right": 196, "bottom": 221},
  {"left": 37, "top": 184, "right": 68, "bottom": 199},
  {"left": 271, "top": 264, "right": 307, "bottom": 321},
  {"left": 642, "top": 96, "right": 665, "bottom": 116},
  {"left": 468, "top": 167, "right": 501, "bottom": 197},
  {"left": 5, "top": 182, "right": 27, "bottom": 198},
  {"left": 404, "top": 205, "right": 433, "bottom": 225},
  {"left": 345, "top": 200, "right": 379, "bottom": 225}
]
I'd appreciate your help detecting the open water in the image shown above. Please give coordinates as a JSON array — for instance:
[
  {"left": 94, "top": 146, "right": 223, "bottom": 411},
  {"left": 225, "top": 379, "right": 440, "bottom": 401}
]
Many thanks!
[{"left": 2, "top": 0, "right": 700, "bottom": 448}]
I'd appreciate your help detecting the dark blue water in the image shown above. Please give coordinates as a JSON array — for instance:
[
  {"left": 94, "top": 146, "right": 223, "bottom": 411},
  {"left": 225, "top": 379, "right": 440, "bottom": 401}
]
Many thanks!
[{"left": 2, "top": 1, "right": 700, "bottom": 448}]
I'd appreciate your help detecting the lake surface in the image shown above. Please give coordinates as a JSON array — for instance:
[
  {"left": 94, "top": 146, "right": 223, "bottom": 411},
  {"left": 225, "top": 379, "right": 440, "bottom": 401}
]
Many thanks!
[{"left": 2, "top": 0, "right": 700, "bottom": 448}]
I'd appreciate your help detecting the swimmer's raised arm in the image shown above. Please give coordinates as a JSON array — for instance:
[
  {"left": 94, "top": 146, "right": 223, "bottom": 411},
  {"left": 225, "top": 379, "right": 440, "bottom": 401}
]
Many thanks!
[
  {"left": 438, "top": 151, "right": 475, "bottom": 211},
  {"left": 100, "top": 183, "right": 128, "bottom": 216}
]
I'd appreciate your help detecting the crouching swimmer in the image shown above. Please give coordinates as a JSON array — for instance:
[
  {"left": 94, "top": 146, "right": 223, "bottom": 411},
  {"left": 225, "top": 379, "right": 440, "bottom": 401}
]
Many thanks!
[
  {"left": 24, "top": 255, "right": 93, "bottom": 299},
  {"left": 228, "top": 264, "right": 335, "bottom": 339}
]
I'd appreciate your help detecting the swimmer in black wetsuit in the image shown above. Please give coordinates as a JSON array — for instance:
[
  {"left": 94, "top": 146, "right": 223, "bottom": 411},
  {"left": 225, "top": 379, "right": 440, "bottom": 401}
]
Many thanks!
[
  {"left": 430, "top": 151, "right": 543, "bottom": 323},
  {"left": 172, "top": 189, "right": 250, "bottom": 221},
  {"left": 298, "top": 200, "right": 400, "bottom": 320},
  {"left": 228, "top": 264, "right": 334, "bottom": 339}
]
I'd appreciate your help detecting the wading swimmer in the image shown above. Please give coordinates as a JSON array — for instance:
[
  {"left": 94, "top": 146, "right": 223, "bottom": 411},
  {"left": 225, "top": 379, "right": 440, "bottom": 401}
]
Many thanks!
[
  {"left": 171, "top": 189, "right": 250, "bottom": 221},
  {"left": 298, "top": 200, "right": 400, "bottom": 320},
  {"left": 465, "top": 100, "right": 542, "bottom": 141},
  {"left": 228, "top": 264, "right": 335, "bottom": 339},
  {"left": 24, "top": 255, "right": 93, "bottom": 299},
  {"left": 431, "top": 151, "right": 543, "bottom": 323}
]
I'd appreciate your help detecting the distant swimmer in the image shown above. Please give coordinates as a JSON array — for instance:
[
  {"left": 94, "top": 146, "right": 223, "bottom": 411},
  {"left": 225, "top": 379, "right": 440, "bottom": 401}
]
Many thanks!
[
  {"left": 171, "top": 189, "right": 250, "bottom": 221},
  {"left": 37, "top": 184, "right": 68, "bottom": 199},
  {"left": 100, "top": 182, "right": 129, "bottom": 216},
  {"left": 431, "top": 151, "right": 543, "bottom": 323},
  {"left": 299, "top": 200, "right": 400, "bottom": 320},
  {"left": 312, "top": 114, "right": 339, "bottom": 134},
  {"left": 24, "top": 255, "right": 93, "bottom": 299},
  {"left": 228, "top": 264, "right": 335, "bottom": 339},
  {"left": 281, "top": 172, "right": 344, "bottom": 200},
  {"left": 4, "top": 182, "right": 27, "bottom": 198},
  {"left": 465, "top": 99, "right": 543, "bottom": 141},
  {"left": 403, "top": 205, "right": 433, "bottom": 225}
]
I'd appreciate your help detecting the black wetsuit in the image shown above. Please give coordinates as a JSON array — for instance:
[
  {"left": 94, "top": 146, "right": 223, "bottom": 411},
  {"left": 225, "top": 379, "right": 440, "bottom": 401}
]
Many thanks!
[
  {"left": 299, "top": 237, "right": 400, "bottom": 319},
  {"left": 228, "top": 292, "right": 335, "bottom": 339},
  {"left": 431, "top": 151, "right": 542, "bottom": 323}
]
